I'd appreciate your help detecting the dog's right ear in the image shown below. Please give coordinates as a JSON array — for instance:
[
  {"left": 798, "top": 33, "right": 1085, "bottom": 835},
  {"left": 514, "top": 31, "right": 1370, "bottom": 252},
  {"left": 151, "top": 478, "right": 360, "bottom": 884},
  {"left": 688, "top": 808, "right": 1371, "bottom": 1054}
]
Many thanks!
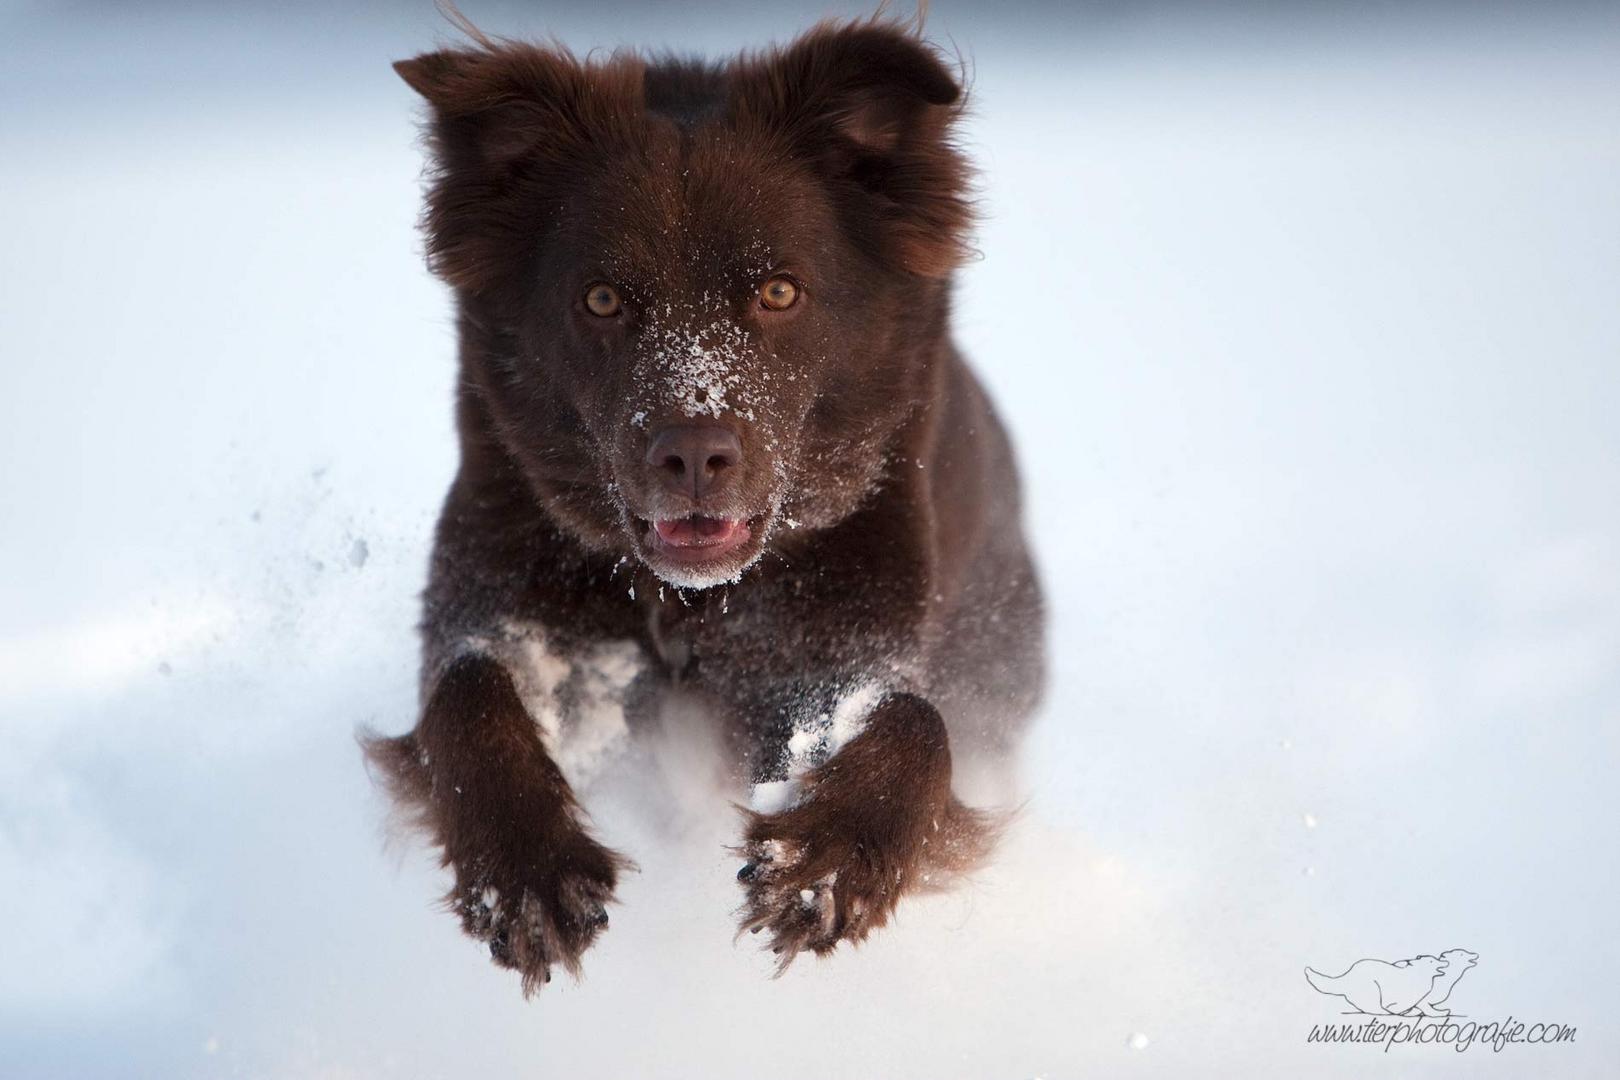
[{"left": 728, "top": 21, "right": 973, "bottom": 278}]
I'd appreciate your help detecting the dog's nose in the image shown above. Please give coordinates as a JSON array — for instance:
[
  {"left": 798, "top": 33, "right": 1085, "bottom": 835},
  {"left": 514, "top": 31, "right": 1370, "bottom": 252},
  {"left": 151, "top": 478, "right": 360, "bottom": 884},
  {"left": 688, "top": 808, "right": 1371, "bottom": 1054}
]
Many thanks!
[{"left": 644, "top": 424, "right": 742, "bottom": 500}]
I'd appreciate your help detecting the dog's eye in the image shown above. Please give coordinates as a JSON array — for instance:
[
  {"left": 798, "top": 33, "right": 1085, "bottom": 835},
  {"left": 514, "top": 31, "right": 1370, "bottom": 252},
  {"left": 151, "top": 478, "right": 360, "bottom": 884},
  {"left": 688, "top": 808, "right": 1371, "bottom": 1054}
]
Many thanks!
[
  {"left": 584, "top": 283, "right": 622, "bottom": 318},
  {"left": 759, "top": 276, "right": 799, "bottom": 311}
]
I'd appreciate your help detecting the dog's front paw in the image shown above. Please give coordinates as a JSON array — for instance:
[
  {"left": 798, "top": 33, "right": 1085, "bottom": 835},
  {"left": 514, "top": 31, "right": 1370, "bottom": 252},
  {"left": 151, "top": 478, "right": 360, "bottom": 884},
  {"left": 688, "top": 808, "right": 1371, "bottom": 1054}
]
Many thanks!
[
  {"left": 733, "top": 692, "right": 1002, "bottom": 971},
  {"left": 734, "top": 798, "right": 921, "bottom": 972},
  {"left": 449, "top": 831, "right": 628, "bottom": 996}
]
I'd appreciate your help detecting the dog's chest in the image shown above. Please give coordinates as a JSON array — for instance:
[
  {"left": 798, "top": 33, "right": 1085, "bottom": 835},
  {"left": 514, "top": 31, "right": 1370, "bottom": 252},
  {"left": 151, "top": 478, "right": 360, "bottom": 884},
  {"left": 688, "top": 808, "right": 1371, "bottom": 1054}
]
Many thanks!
[{"left": 641, "top": 579, "right": 802, "bottom": 682}]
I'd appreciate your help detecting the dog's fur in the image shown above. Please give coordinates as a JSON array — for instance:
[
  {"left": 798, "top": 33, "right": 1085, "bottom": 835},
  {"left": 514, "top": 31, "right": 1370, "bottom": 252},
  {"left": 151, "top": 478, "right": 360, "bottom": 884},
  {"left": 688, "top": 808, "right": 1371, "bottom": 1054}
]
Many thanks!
[{"left": 364, "top": 16, "right": 1044, "bottom": 994}]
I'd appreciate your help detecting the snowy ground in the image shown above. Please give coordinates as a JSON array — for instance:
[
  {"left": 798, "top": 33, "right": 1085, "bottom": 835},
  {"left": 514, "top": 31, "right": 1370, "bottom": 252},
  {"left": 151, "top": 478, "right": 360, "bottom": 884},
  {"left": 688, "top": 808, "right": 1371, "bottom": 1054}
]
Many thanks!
[{"left": 2, "top": 2, "right": 1618, "bottom": 1076}]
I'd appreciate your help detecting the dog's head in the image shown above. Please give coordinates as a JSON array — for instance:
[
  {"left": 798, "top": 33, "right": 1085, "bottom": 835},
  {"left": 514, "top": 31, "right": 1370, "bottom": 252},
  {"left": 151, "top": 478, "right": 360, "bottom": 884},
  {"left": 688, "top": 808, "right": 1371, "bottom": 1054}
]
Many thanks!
[
  {"left": 1439, "top": 948, "right": 1478, "bottom": 973},
  {"left": 1408, "top": 955, "right": 1448, "bottom": 978},
  {"left": 398, "top": 20, "right": 971, "bottom": 587}
]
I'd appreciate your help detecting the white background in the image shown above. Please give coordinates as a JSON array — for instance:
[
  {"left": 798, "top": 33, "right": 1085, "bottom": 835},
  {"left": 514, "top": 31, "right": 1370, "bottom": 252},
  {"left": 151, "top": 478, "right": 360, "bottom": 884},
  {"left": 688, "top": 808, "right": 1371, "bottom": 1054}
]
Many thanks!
[{"left": 2, "top": 1, "right": 1617, "bottom": 1075}]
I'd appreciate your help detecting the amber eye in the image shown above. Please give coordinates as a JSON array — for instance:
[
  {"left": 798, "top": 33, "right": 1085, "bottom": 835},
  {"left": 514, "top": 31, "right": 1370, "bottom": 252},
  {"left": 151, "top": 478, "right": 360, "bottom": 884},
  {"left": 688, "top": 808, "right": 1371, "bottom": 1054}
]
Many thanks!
[
  {"left": 584, "top": 283, "right": 621, "bottom": 317},
  {"left": 759, "top": 275, "right": 799, "bottom": 311}
]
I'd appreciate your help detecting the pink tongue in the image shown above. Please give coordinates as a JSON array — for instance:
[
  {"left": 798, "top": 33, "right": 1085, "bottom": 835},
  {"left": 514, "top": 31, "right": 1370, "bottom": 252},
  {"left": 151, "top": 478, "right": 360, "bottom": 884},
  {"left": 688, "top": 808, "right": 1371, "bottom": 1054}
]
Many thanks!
[{"left": 654, "top": 516, "right": 741, "bottom": 547}]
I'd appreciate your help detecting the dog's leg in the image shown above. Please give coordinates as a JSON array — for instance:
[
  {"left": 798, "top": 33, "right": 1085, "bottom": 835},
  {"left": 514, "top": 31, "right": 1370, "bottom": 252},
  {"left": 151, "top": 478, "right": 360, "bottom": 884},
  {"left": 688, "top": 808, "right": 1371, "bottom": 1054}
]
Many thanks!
[
  {"left": 363, "top": 652, "right": 629, "bottom": 995},
  {"left": 734, "top": 689, "right": 998, "bottom": 969}
]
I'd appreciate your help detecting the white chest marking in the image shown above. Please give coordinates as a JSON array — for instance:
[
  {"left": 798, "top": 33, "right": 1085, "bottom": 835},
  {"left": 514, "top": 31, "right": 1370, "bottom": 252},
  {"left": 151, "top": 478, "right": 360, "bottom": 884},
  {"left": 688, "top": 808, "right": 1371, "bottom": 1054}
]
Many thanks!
[
  {"left": 748, "top": 681, "right": 886, "bottom": 814},
  {"left": 460, "top": 621, "right": 644, "bottom": 788}
]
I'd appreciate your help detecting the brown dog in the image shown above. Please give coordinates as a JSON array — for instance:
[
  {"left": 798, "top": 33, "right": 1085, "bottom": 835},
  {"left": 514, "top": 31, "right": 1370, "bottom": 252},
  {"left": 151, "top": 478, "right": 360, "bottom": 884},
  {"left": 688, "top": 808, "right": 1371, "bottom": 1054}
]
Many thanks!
[{"left": 364, "top": 17, "right": 1044, "bottom": 995}]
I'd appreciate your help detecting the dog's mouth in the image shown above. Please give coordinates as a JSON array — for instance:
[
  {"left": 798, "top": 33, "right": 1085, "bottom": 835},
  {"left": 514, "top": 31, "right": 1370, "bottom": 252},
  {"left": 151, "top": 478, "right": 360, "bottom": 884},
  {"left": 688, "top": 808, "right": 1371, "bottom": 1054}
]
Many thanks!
[
  {"left": 650, "top": 514, "right": 751, "bottom": 552},
  {"left": 634, "top": 512, "right": 768, "bottom": 587}
]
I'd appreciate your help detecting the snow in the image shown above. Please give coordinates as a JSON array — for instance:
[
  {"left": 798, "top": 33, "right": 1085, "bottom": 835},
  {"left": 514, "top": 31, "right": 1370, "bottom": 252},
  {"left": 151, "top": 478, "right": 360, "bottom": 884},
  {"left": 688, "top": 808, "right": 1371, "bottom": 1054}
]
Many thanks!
[
  {"left": 3, "top": 2, "right": 1619, "bottom": 1078},
  {"left": 748, "top": 681, "right": 884, "bottom": 813},
  {"left": 460, "top": 624, "right": 643, "bottom": 785},
  {"left": 748, "top": 779, "right": 798, "bottom": 816},
  {"left": 563, "top": 640, "right": 644, "bottom": 781},
  {"left": 825, "top": 682, "right": 882, "bottom": 754},
  {"left": 640, "top": 298, "right": 759, "bottom": 422}
]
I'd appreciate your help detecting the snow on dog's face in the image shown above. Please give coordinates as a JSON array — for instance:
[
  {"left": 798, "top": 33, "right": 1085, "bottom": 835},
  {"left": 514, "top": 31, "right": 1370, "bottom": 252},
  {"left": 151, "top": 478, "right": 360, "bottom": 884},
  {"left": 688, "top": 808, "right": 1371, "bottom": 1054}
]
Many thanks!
[{"left": 397, "top": 22, "right": 971, "bottom": 587}]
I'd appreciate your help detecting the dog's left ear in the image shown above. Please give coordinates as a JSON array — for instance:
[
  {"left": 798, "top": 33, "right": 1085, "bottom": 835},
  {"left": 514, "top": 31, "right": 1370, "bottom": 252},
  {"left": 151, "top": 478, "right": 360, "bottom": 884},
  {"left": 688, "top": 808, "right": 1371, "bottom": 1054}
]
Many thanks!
[
  {"left": 394, "top": 50, "right": 459, "bottom": 101},
  {"left": 393, "top": 46, "right": 604, "bottom": 168},
  {"left": 731, "top": 21, "right": 973, "bottom": 277},
  {"left": 392, "top": 44, "right": 640, "bottom": 294}
]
